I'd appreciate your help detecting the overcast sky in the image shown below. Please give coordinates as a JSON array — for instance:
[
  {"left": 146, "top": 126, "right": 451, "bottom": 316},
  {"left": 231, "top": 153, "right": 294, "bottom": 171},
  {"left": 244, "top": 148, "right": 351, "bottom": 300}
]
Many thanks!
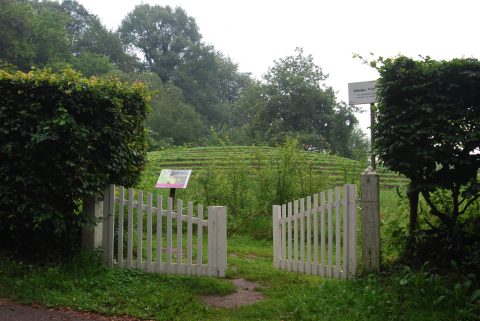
[{"left": 77, "top": 0, "right": 480, "bottom": 132}]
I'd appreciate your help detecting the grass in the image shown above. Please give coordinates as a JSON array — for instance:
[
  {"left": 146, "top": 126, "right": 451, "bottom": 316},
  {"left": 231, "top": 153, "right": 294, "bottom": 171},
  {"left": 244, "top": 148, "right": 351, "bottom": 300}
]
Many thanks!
[
  {"left": 140, "top": 146, "right": 408, "bottom": 192},
  {"left": 1, "top": 146, "right": 478, "bottom": 320},
  {"left": 1, "top": 236, "right": 478, "bottom": 321}
]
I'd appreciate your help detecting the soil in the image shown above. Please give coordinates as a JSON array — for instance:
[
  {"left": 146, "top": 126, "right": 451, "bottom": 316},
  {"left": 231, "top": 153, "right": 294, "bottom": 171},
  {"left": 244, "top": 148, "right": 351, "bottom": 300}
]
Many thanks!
[
  {"left": 200, "top": 278, "right": 264, "bottom": 308},
  {"left": 0, "top": 278, "right": 264, "bottom": 320},
  {"left": 0, "top": 299, "right": 144, "bottom": 321}
]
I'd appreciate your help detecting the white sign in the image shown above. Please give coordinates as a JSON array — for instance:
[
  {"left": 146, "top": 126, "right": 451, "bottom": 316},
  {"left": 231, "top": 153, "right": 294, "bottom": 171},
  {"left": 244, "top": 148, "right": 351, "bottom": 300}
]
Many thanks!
[
  {"left": 348, "top": 80, "right": 377, "bottom": 105},
  {"left": 155, "top": 169, "right": 192, "bottom": 189}
]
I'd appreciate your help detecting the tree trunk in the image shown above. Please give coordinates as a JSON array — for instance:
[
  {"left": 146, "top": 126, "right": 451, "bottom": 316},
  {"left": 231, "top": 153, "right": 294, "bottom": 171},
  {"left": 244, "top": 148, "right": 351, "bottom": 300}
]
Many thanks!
[{"left": 407, "top": 184, "right": 419, "bottom": 237}]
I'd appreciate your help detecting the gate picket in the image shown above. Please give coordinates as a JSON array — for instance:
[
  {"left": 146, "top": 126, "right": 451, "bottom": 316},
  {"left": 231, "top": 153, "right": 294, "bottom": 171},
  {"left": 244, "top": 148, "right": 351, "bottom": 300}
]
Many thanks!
[
  {"left": 101, "top": 184, "right": 226, "bottom": 277},
  {"left": 272, "top": 184, "right": 357, "bottom": 279}
]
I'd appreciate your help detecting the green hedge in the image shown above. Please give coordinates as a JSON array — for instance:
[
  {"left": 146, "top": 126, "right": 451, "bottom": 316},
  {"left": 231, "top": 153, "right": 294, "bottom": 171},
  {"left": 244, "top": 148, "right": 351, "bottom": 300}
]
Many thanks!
[{"left": 0, "top": 69, "right": 150, "bottom": 259}]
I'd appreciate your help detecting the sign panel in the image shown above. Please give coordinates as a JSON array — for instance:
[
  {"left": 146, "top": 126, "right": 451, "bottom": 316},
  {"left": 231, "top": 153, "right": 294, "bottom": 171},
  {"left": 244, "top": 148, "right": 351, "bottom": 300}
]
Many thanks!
[
  {"left": 348, "top": 80, "right": 377, "bottom": 105},
  {"left": 155, "top": 169, "right": 192, "bottom": 189}
]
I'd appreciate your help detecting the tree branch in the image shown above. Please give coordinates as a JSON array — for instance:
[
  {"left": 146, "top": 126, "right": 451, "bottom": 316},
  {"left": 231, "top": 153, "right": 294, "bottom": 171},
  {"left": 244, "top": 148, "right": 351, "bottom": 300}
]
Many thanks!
[
  {"left": 459, "top": 193, "right": 480, "bottom": 216},
  {"left": 421, "top": 191, "right": 451, "bottom": 226}
]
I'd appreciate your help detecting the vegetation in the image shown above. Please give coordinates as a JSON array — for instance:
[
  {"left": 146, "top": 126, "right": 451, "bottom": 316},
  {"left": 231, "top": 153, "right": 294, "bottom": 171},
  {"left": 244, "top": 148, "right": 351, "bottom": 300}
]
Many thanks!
[
  {"left": 231, "top": 48, "right": 359, "bottom": 157},
  {"left": 0, "top": 0, "right": 368, "bottom": 160},
  {"left": 374, "top": 56, "right": 480, "bottom": 270},
  {"left": 1, "top": 1, "right": 479, "bottom": 319},
  {"left": 0, "top": 143, "right": 478, "bottom": 320},
  {"left": 1, "top": 237, "right": 478, "bottom": 321},
  {"left": 135, "top": 142, "right": 406, "bottom": 237},
  {"left": 0, "top": 68, "right": 149, "bottom": 259}
]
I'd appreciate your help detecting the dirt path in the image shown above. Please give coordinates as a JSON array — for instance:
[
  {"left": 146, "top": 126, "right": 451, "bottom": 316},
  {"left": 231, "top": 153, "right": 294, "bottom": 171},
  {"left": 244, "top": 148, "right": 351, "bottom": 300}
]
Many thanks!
[
  {"left": 200, "top": 278, "right": 264, "bottom": 308},
  {"left": 0, "top": 299, "right": 143, "bottom": 321},
  {"left": 1, "top": 278, "right": 264, "bottom": 320}
]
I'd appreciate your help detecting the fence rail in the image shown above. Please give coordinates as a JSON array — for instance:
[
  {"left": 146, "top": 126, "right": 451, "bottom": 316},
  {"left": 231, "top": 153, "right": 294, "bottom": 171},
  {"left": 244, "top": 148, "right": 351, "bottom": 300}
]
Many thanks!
[
  {"left": 102, "top": 184, "right": 227, "bottom": 277},
  {"left": 272, "top": 184, "right": 357, "bottom": 279}
]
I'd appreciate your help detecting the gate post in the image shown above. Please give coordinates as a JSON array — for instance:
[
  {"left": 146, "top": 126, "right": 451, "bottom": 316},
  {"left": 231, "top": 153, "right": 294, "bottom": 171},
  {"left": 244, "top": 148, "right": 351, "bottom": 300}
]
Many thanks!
[
  {"left": 102, "top": 184, "right": 115, "bottom": 266},
  {"left": 81, "top": 195, "right": 103, "bottom": 252},
  {"left": 272, "top": 205, "right": 281, "bottom": 269},
  {"left": 208, "top": 206, "right": 227, "bottom": 277},
  {"left": 216, "top": 206, "right": 227, "bottom": 277},
  {"left": 361, "top": 168, "right": 381, "bottom": 273}
]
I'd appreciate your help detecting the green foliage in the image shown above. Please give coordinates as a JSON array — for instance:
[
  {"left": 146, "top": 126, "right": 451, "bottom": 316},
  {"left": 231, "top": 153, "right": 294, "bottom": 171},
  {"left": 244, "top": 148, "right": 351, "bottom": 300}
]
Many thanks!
[
  {"left": 0, "top": 253, "right": 235, "bottom": 321},
  {"left": 375, "top": 56, "right": 480, "bottom": 268},
  {"left": 118, "top": 4, "right": 201, "bottom": 83},
  {"left": 147, "top": 83, "right": 205, "bottom": 146},
  {"left": 108, "top": 70, "right": 205, "bottom": 148},
  {"left": 62, "top": 52, "right": 117, "bottom": 77},
  {"left": 0, "top": 68, "right": 149, "bottom": 259},
  {"left": 234, "top": 48, "right": 360, "bottom": 158},
  {"left": 0, "top": 1, "right": 37, "bottom": 70},
  {"left": 0, "top": 0, "right": 71, "bottom": 70},
  {"left": 1, "top": 238, "right": 478, "bottom": 321},
  {"left": 61, "top": 0, "right": 139, "bottom": 72},
  {"left": 140, "top": 141, "right": 349, "bottom": 238},
  {"left": 0, "top": 0, "right": 137, "bottom": 73},
  {"left": 118, "top": 4, "right": 251, "bottom": 127}
]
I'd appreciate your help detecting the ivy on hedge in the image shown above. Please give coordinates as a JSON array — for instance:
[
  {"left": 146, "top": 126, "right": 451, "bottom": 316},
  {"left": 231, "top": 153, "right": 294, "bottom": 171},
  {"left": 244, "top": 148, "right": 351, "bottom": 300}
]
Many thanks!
[{"left": 0, "top": 68, "right": 150, "bottom": 259}]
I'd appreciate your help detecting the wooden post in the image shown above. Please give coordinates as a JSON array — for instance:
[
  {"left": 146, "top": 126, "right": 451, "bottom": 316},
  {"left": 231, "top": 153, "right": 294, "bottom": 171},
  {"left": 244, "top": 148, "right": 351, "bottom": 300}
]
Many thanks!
[
  {"left": 361, "top": 169, "right": 380, "bottom": 273},
  {"left": 347, "top": 184, "right": 358, "bottom": 277},
  {"left": 81, "top": 195, "right": 103, "bottom": 252},
  {"left": 215, "top": 206, "right": 227, "bottom": 277},
  {"left": 272, "top": 205, "right": 281, "bottom": 269},
  {"left": 102, "top": 184, "right": 115, "bottom": 266}
]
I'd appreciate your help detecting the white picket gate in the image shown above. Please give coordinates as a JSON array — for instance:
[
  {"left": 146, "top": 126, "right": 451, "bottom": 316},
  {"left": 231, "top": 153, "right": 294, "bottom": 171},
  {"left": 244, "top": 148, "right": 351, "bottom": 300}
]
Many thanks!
[
  {"left": 102, "top": 184, "right": 227, "bottom": 277},
  {"left": 272, "top": 184, "right": 357, "bottom": 279}
]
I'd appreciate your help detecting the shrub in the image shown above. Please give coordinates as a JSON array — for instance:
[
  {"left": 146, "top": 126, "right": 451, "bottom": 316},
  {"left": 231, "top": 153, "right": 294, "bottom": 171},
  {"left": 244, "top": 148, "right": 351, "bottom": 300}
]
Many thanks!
[
  {"left": 0, "top": 68, "right": 149, "bottom": 260},
  {"left": 375, "top": 56, "right": 480, "bottom": 269}
]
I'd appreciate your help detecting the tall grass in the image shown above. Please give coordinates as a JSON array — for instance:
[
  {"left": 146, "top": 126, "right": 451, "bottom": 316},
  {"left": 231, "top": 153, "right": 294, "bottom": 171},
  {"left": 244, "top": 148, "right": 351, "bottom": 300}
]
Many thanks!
[{"left": 137, "top": 139, "right": 336, "bottom": 238}]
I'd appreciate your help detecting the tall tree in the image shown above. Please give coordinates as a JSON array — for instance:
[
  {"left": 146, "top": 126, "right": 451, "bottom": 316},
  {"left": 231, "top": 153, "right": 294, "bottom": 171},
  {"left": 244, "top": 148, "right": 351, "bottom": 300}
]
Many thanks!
[
  {"left": 61, "top": 0, "right": 139, "bottom": 72},
  {"left": 0, "top": 0, "right": 136, "bottom": 74},
  {"left": 0, "top": 0, "right": 36, "bottom": 70},
  {"left": 0, "top": 0, "right": 71, "bottom": 70},
  {"left": 241, "top": 48, "right": 357, "bottom": 155},
  {"left": 118, "top": 4, "right": 201, "bottom": 83},
  {"left": 118, "top": 4, "right": 251, "bottom": 126}
]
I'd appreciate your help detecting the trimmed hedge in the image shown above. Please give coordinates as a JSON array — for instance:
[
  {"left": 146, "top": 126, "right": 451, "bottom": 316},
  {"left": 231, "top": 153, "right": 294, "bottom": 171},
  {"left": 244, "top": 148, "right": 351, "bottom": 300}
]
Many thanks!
[{"left": 0, "top": 69, "right": 150, "bottom": 259}]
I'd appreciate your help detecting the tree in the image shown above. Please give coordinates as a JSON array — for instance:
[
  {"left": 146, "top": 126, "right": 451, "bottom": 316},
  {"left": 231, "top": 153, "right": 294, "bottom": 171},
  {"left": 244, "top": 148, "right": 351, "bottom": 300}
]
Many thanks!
[
  {"left": 109, "top": 70, "right": 204, "bottom": 148},
  {"left": 118, "top": 4, "right": 201, "bottom": 83},
  {"left": 0, "top": 0, "right": 36, "bottom": 70},
  {"left": 69, "top": 52, "right": 116, "bottom": 76},
  {"left": 118, "top": 4, "right": 251, "bottom": 127},
  {"left": 0, "top": 0, "right": 71, "bottom": 70},
  {"left": 0, "top": 0, "right": 138, "bottom": 73},
  {"left": 61, "top": 0, "right": 139, "bottom": 72},
  {"left": 375, "top": 56, "right": 480, "bottom": 264},
  {"left": 241, "top": 48, "right": 357, "bottom": 155},
  {"left": 147, "top": 83, "right": 204, "bottom": 146}
]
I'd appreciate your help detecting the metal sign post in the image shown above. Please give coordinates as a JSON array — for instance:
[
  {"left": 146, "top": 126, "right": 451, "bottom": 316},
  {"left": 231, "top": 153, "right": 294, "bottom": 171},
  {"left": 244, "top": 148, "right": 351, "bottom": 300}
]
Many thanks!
[
  {"left": 348, "top": 80, "right": 377, "bottom": 170},
  {"left": 156, "top": 169, "right": 192, "bottom": 204},
  {"left": 370, "top": 102, "right": 376, "bottom": 171}
]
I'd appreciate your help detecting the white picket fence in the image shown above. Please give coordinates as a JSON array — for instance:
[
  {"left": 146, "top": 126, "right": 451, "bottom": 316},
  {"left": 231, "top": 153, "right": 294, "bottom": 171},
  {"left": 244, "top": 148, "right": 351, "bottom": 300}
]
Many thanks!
[
  {"left": 102, "top": 184, "right": 227, "bottom": 277},
  {"left": 272, "top": 184, "right": 357, "bottom": 279}
]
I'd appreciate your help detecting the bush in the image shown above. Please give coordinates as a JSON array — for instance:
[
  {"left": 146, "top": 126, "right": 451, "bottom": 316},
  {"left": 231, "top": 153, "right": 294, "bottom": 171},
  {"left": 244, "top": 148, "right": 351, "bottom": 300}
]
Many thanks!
[
  {"left": 191, "top": 139, "right": 332, "bottom": 238},
  {"left": 0, "top": 68, "right": 149, "bottom": 260},
  {"left": 375, "top": 56, "right": 480, "bottom": 269}
]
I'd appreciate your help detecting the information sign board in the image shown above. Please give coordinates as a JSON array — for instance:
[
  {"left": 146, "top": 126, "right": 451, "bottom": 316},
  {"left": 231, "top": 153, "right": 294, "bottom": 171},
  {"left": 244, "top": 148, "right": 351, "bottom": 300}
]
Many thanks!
[
  {"left": 155, "top": 169, "right": 192, "bottom": 189},
  {"left": 348, "top": 80, "right": 377, "bottom": 104}
]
